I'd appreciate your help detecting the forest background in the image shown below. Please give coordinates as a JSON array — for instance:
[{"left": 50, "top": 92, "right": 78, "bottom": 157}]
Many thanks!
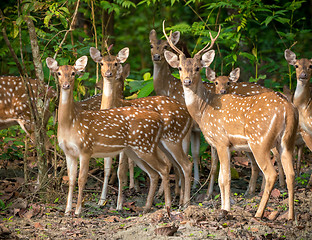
[{"left": 0, "top": 0, "right": 311, "bottom": 188}]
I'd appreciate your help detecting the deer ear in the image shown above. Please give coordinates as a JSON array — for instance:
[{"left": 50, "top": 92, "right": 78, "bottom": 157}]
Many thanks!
[
  {"left": 90, "top": 47, "right": 103, "bottom": 63},
  {"left": 46, "top": 57, "right": 59, "bottom": 72},
  {"left": 96, "top": 79, "right": 103, "bottom": 90},
  {"left": 284, "top": 49, "right": 297, "bottom": 66},
  {"left": 117, "top": 47, "right": 129, "bottom": 63},
  {"left": 122, "top": 63, "right": 131, "bottom": 79},
  {"left": 229, "top": 68, "right": 240, "bottom": 82},
  {"left": 164, "top": 50, "right": 179, "bottom": 68},
  {"left": 170, "top": 31, "right": 180, "bottom": 45},
  {"left": 206, "top": 67, "right": 216, "bottom": 82},
  {"left": 201, "top": 50, "right": 215, "bottom": 68},
  {"left": 74, "top": 56, "right": 88, "bottom": 73},
  {"left": 149, "top": 29, "right": 157, "bottom": 42}
]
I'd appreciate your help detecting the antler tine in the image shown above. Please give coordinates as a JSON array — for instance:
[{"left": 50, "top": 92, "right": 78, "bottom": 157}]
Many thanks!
[
  {"left": 162, "top": 20, "right": 184, "bottom": 56},
  {"left": 195, "top": 25, "right": 221, "bottom": 57}
]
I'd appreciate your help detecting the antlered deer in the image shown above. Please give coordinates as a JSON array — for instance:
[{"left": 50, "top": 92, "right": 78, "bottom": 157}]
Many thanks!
[{"left": 163, "top": 21, "right": 298, "bottom": 220}]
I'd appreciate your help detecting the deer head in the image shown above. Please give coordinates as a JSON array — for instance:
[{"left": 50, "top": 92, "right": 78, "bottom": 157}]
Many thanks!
[
  {"left": 163, "top": 21, "right": 220, "bottom": 90},
  {"left": 206, "top": 67, "right": 240, "bottom": 94},
  {"left": 90, "top": 47, "right": 129, "bottom": 79},
  {"left": 46, "top": 56, "right": 88, "bottom": 90},
  {"left": 285, "top": 49, "right": 312, "bottom": 84},
  {"left": 149, "top": 29, "right": 180, "bottom": 62}
]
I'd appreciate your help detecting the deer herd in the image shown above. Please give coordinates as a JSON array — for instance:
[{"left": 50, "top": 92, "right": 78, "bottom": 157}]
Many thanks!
[{"left": 1, "top": 20, "right": 312, "bottom": 221}]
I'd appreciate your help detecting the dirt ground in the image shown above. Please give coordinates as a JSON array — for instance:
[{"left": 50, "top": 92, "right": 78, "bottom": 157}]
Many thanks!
[{"left": 1, "top": 153, "right": 312, "bottom": 240}]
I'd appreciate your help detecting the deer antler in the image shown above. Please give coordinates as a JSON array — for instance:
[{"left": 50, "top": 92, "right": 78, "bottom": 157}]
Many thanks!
[
  {"left": 162, "top": 20, "right": 184, "bottom": 56},
  {"left": 195, "top": 25, "right": 221, "bottom": 57}
]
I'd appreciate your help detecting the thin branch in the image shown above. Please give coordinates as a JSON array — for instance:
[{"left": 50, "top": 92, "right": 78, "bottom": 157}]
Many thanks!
[
  {"left": 53, "top": 0, "right": 81, "bottom": 59},
  {"left": 91, "top": 0, "right": 99, "bottom": 94}
]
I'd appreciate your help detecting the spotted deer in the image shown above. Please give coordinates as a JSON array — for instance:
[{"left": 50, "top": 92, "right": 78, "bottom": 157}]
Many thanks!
[
  {"left": 46, "top": 56, "right": 172, "bottom": 215},
  {"left": 90, "top": 46, "right": 193, "bottom": 209},
  {"left": 284, "top": 49, "right": 312, "bottom": 187},
  {"left": 0, "top": 76, "right": 55, "bottom": 145},
  {"left": 205, "top": 67, "right": 280, "bottom": 195},
  {"left": 163, "top": 22, "right": 298, "bottom": 220},
  {"left": 149, "top": 29, "right": 203, "bottom": 189},
  {"left": 75, "top": 72, "right": 138, "bottom": 207}
]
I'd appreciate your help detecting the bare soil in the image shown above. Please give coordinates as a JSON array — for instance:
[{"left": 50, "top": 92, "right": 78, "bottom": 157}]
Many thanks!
[{"left": 1, "top": 154, "right": 312, "bottom": 240}]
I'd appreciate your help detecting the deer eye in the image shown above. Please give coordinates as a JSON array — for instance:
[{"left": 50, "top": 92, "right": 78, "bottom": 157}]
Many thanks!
[
  {"left": 178, "top": 67, "right": 182, "bottom": 71},
  {"left": 57, "top": 72, "right": 61, "bottom": 76},
  {"left": 227, "top": 82, "right": 230, "bottom": 86},
  {"left": 295, "top": 65, "right": 298, "bottom": 68},
  {"left": 195, "top": 67, "right": 200, "bottom": 71},
  {"left": 114, "top": 63, "right": 118, "bottom": 66},
  {"left": 164, "top": 45, "right": 168, "bottom": 50},
  {"left": 215, "top": 82, "right": 218, "bottom": 85},
  {"left": 100, "top": 62, "right": 103, "bottom": 66},
  {"left": 150, "top": 44, "right": 153, "bottom": 49},
  {"left": 71, "top": 72, "right": 75, "bottom": 76},
  {"left": 309, "top": 65, "right": 312, "bottom": 69}
]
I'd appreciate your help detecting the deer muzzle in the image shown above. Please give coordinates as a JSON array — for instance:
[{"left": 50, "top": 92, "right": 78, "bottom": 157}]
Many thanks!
[
  {"left": 104, "top": 71, "right": 113, "bottom": 78},
  {"left": 183, "top": 78, "right": 192, "bottom": 86},
  {"left": 62, "top": 83, "right": 70, "bottom": 89},
  {"left": 299, "top": 72, "right": 308, "bottom": 80},
  {"left": 153, "top": 54, "right": 161, "bottom": 61}
]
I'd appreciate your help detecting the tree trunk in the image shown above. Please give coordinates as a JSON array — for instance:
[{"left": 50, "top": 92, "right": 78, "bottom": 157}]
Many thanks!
[{"left": 25, "top": 16, "right": 48, "bottom": 187}]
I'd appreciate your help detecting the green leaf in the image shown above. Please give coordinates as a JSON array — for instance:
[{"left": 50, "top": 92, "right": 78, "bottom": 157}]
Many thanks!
[
  {"left": 232, "top": 54, "right": 237, "bottom": 62},
  {"left": 13, "top": 25, "right": 19, "bottom": 38},
  {"left": 275, "top": 17, "right": 290, "bottom": 24},
  {"left": 239, "top": 52, "right": 255, "bottom": 61},
  {"left": 143, "top": 72, "right": 151, "bottom": 81},
  {"left": 16, "top": 16, "right": 24, "bottom": 26},
  {"left": 262, "top": 16, "right": 274, "bottom": 26},
  {"left": 137, "top": 80, "right": 154, "bottom": 98},
  {"left": 44, "top": 12, "right": 53, "bottom": 27},
  {"left": 59, "top": 7, "right": 70, "bottom": 15}
]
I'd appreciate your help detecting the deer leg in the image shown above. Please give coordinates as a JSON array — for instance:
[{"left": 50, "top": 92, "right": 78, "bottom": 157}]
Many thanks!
[
  {"left": 160, "top": 141, "right": 192, "bottom": 207},
  {"left": 280, "top": 148, "right": 295, "bottom": 220},
  {"left": 216, "top": 146, "right": 231, "bottom": 211},
  {"left": 272, "top": 148, "right": 286, "bottom": 188},
  {"left": 65, "top": 154, "right": 78, "bottom": 215},
  {"left": 206, "top": 147, "right": 218, "bottom": 199},
  {"left": 128, "top": 157, "right": 135, "bottom": 189},
  {"left": 251, "top": 148, "right": 277, "bottom": 219},
  {"left": 296, "top": 145, "right": 303, "bottom": 177},
  {"left": 191, "top": 129, "right": 201, "bottom": 189},
  {"left": 245, "top": 152, "right": 260, "bottom": 197},
  {"left": 75, "top": 153, "right": 91, "bottom": 215},
  {"left": 159, "top": 141, "right": 186, "bottom": 205},
  {"left": 116, "top": 152, "right": 129, "bottom": 210},
  {"left": 98, "top": 157, "right": 113, "bottom": 205},
  {"left": 124, "top": 149, "right": 163, "bottom": 212}
]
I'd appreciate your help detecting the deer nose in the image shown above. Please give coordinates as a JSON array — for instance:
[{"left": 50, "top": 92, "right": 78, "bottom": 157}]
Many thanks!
[
  {"left": 220, "top": 89, "right": 227, "bottom": 94},
  {"left": 153, "top": 54, "right": 161, "bottom": 61},
  {"left": 299, "top": 72, "right": 307, "bottom": 79},
  {"left": 183, "top": 78, "right": 192, "bottom": 86},
  {"left": 105, "top": 71, "right": 113, "bottom": 78},
  {"left": 62, "top": 83, "right": 70, "bottom": 89}
]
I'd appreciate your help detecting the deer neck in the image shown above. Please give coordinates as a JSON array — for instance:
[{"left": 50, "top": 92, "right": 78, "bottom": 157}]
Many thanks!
[
  {"left": 153, "top": 60, "right": 172, "bottom": 95},
  {"left": 101, "top": 77, "right": 117, "bottom": 109},
  {"left": 293, "top": 79, "right": 311, "bottom": 109},
  {"left": 58, "top": 88, "right": 76, "bottom": 129},
  {"left": 183, "top": 79, "right": 211, "bottom": 125}
]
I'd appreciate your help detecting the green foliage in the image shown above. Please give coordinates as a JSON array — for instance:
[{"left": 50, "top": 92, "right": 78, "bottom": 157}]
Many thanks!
[{"left": 0, "top": 127, "right": 25, "bottom": 161}]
